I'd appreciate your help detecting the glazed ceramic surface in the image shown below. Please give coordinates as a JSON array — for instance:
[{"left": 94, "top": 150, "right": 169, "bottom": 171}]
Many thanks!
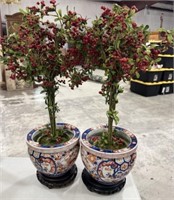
[
  {"left": 26, "top": 123, "right": 80, "bottom": 176},
  {"left": 81, "top": 125, "right": 138, "bottom": 185}
]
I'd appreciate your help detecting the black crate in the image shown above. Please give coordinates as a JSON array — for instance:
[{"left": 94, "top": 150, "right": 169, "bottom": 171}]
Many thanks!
[
  {"left": 159, "top": 57, "right": 174, "bottom": 68},
  {"left": 163, "top": 47, "right": 174, "bottom": 55},
  {"left": 159, "top": 83, "right": 174, "bottom": 94},
  {"left": 130, "top": 80, "right": 160, "bottom": 97},
  {"left": 161, "top": 71, "right": 174, "bottom": 81},
  {"left": 137, "top": 71, "right": 163, "bottom": 82}
]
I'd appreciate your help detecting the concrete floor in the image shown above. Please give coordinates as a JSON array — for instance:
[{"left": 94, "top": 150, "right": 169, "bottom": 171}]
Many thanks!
[{"left": 0, "top": 70, "right": 174, "bottom": 200}]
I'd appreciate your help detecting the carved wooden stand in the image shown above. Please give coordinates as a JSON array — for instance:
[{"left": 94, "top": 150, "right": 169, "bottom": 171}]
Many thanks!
[
  {"left": 82, "top": 168, "right": 126, "bottom": 195},
  {"left": 36, "top": 164, "right": 78, "bottom": 189}
]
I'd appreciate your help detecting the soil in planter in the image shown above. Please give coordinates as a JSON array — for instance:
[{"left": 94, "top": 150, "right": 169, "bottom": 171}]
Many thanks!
[
  {"left": 33, "top": 128, "right": 73, "bottom": 146},
  {"left": 89, "top": 130, "right": 130, "bottom": 150}
]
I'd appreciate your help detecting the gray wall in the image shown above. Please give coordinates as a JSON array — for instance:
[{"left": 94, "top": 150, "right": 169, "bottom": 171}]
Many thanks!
[
  {"left": 134, "top": 8, "right": 174, "bottom": 31},
  {"left": 0, "top": 0, "right": 112, "bottom": 26},
  {"left": 0, "top": 0, "right": 173, "bottom": 30}
]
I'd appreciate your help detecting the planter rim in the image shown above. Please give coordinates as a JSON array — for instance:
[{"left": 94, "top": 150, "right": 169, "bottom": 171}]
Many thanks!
[
  {"left": 26, "top": 122, "right": 80, "bottom": 150},
  {"left": 81, "top": 125, "right": 138, "bottom": 156}
]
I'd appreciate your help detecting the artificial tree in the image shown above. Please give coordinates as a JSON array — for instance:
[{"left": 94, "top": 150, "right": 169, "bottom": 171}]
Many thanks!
[
  {"left": 82, "top": 4, "right": 174, "bottom": 149},
  {"left": 0, "top": 0, "right": 94, "bottom": 145},
  {"left": 79, "top": 5, "right": 174, "bottom": 194}
]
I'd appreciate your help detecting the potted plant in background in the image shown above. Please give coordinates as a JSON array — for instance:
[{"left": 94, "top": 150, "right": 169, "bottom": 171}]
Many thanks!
[
  {"left": 80, "top": 4, "right": 174, "bottom": 194},
  {"left": 0, "top": 0, "right": 93, "bottom": 188}
]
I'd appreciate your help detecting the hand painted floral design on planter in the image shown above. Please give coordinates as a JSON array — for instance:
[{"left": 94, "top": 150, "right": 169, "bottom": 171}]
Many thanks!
[
  {"left": 26, "top": 123, "right": 80, "bottom": 176},
  {"left": 81, "top": 126, "right": 137, "bottom": 185}
]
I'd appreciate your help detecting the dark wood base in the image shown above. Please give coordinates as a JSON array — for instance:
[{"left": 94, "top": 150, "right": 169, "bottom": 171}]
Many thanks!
[
  {"left": 82, "top": 168, "right": 126, "bottom": 195},
  {"left": 36, "top": 164, "right": 77, "bottom": 189}
]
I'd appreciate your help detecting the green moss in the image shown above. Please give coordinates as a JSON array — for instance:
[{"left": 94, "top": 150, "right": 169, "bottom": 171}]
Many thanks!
[
  {"left": 33, "top": 128, "right": 73, "bottom": 146},
  {"left": 89, "top": 130, "right": 130, "bottom": 150}
]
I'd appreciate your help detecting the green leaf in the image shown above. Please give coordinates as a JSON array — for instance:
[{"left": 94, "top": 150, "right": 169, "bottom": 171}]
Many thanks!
[
  {"left": 107, "top": 46, "right": 114, "bottom": 51},
  {"left": 113, "top": 114, "right": 119, "bottom": 124},
  {"left": 167, "top": 34, "right": 173, "bottom": 43},
  {"left": 57, "top": 9, "right": 62, "bottom": 17},
  {"left": 135, "top": 71, "right": 140, "bottom": 79},
  {"left": 40, "top": 90, "right": 46, "bottom": 94},
  {"left": 104, "top": 139, "right": 108, "bottom": 144},
  {"left": 128, "top": 59, "right": 134, "bottom": 65},
  {"left": 19, "top": 8, "right": 27, "bottom": 14},
  {"left": 114, "top": 40, "right": 120, "bottom": 49},
  {"left": 144, "top": 25, "right": 149, "bottom": 31},
  {"left": 106, "top": 110, "right": 112, "bottom": 117},
  {"left": 118, "top": 87, "right": 124, "bottom": 93},
  {"left": 114, "top": 94, "right": 118, "bottom": 101},
  {"left": 155, "top": 58, "right": 161, "bottom": 63}
]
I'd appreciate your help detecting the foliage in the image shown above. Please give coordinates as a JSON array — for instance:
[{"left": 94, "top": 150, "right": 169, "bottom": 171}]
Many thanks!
[
  {"left": 0, "top": 1, "right": 173, "bottom": 147},
  {"left": 84, "top": 5, "right": 174, "bottom": 148},
  {"left": 0, "top": 0, "right": 94, "bottom": 144}
]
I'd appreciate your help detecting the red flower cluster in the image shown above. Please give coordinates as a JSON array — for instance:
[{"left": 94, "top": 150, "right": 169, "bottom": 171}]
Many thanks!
[
  {"left": 85, "top": 5, "right": 163, "bottom": 91},
  {"left": 1, "top": 1, "right": 173, "bottom": 142},
  {"left": 0, "top": 1, "right": 101, "bottom": 92}
]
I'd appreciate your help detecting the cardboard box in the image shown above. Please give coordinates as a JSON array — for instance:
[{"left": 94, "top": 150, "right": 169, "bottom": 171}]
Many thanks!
[{"left": 149, "top": 32, "right": 160, "bottom": 40}]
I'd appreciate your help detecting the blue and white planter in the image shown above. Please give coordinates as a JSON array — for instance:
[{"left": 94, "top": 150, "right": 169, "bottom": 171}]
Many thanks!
[
  {"left": 26, "top": 123, "right": 80, "bottom": 176},
  {"left": 81, "top": 125, "right": 138, "bottom": 185}
]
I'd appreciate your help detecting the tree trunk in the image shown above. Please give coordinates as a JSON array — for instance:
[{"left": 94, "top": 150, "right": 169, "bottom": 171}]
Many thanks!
[
  {"left": 108, "top": 84, "right": 117, "bottom": 148},
  {"left": 47, "top": 90, "right": 56, "bottom": 138}
]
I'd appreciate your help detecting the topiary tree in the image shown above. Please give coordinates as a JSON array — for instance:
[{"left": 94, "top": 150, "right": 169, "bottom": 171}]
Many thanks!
[
  {"left": 80, "top": 4, "right": 174, "bottom": 149},
  {"left": 0, "top": 0, "right": 94, "bottom": 145}
]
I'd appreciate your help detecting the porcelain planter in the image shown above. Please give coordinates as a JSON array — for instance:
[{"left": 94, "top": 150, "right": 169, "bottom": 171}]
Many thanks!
[
  {"left": 81, "top": 125, "right": 138, "bottom": 194},
  {"left": 26, "top": 123, "right": 80, "bottom": 188}
]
